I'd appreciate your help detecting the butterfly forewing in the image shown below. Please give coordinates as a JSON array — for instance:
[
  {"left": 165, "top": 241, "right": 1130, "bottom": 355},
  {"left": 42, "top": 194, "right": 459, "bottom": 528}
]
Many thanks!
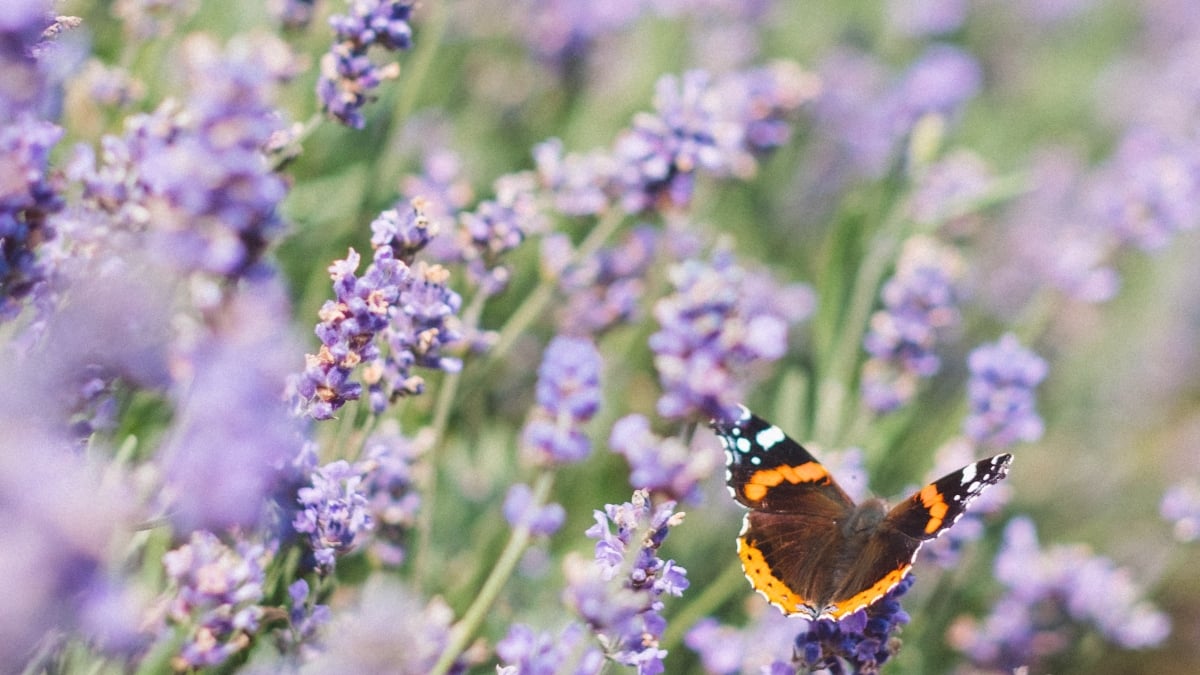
[{"left": 884, "top": 453, "right": 1013, "bottom": 541}]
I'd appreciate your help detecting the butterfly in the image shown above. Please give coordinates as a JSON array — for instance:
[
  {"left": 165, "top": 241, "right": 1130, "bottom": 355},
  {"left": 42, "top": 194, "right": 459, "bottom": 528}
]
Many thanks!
[{"left": 711, "top": 405, "right": 1011, "bottom": 621}]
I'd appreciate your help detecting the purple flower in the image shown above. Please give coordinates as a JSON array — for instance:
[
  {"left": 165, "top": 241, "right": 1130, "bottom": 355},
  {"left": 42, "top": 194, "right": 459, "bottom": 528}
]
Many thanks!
[
  {"left": 69, "top": 35, "right": 294, "bottom": 288},
  {"left": 650, "top": 252, "right": 815, "bottom": 422},
  {"left": 520, "top": 0, "right": 645, "bottom": 64},
  {"left": 550, "top": 225, "right": 659, "bottom": 336},
  {"left": 317, "top": 0, "right": 414, "bottom": 128},
  {"left": 293, "top": 460, "right": 374, "bottom": 573},
  {"left": 684, "top": 611, "right": 798, "bottom": 674},
  {"left": 291, "top": 208, "right": 465, "bottom": 419},
  {"left": 359, "top": 421, "right": 424, "bottom": 566},
  {"left": 0, "top": 114, "right": 64, "bottom": 321},
  {"left": 613, "top": 70, "right": 740, "bottom": 213},
  {"left": 456, "top": 172, "right": 546, "bottom": 295},
  {"left": 1088, "top": 128, "right": 1200, "bottom": 251},
  {"left": 886, "top": 0, "right": 969, "bottom": 38},
  {"left": 609, "top": 413, "right": 721, "bottom": 502},
  {"left": 950, "top": 517, "right": 1170, "bottom": 670},
  {"left": 861, "top": 235, "right": 964, "bottom": 414},
  {"left": 496, "top": 623, "right": 604, "bottom": 675},
  {"left": 1160, "top": 481, "right": 1200, "bottom": 542},
  {"left": 568, "top": 490, "right": 688, "bottom": 675},
  {"left": 274, "top": 579, "right": 331, "bottom": 661},
  {"left": 908, "top": 149, "right": 994, "bottom": 226},
  {"left": 503, "top": 483, "right": 566, "bottom": 536},
  {"left": 0, "top": 0, "right": 57, "bottom": 119},
  {"left": 400, "top": 149, "right": 474, "bottom": 257},
  {"left": 162, "top": 279, "right": 303, "bottom": 533},
  {"left": 370, "top": 198, "right": 437, "bottom": 263},
  {"left": 162, "top": 531, "right": 269, "bottom": 668},
  {"left": 963, "top": 334, "right": 1048, "bottom": 448},
  {"left": 521, "top": 335, "right": 604, "bottom": 465},
  {"left": 714, "top": 60, "right": 821, "bottom": 160},
  {"left": 292, "top": 575, "right": 460, "bottom": 673},
  {"left": 791, "top": 576, "right": 913, "bottom": 674},
  {"left": 534, "top": 138, "right": 618, "bottom": 217}
]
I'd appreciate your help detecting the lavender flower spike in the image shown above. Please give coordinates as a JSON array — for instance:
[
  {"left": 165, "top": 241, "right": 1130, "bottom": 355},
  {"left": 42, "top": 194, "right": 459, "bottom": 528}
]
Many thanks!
[
  {"left": 293, "top": 459, "right": 374, "bottom": 573},
  {"left": 567, "top": 490, "right": 689, "bottom": 675},
  {"left": 318, "top": 0, "right": 415, "bottom": 128},
  {"left": 521, "top": 335, "right": 604, "bottom": 465},
  {"left": 963, "top": 333, "right": 1048, "bottom": 448}
]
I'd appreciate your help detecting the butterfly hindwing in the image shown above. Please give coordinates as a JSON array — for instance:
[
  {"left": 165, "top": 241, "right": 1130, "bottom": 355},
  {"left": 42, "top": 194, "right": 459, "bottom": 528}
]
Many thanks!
[
  {"left": 884, "top": 453, "right": 1013, "bottom": 541},
  {"left": 711, "top": 405, "right": 856, "bottom": 513}
]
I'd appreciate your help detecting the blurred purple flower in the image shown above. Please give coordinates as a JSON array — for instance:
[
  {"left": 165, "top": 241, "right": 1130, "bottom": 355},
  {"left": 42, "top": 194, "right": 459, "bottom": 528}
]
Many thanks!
[
  {"left": 1087, "top": 128, "right": 1200, "bottom": 251},
  {"left": 613, "top": 70, "right": 740, "bottom": 213},
  {"left": 609, "top": 413, "right": 721, "bottom": 502},
  {"left": 162, "top": 279, "right": 302, "bottom": 533},
  {"left": 113, "top": 0, "right": 198, "bottom": 38},
  {"left": 790, "top": 576, "right": 913, "bottom": 674},
  {"left": 886, "top": 0, "right": 968, "bottom": 38},
  {"left": 950, "top": 517, "right": 1170, "bottom": 670},
  {"left": 295, "top": 575, "right": 459, "bottom": 673},
  {"left": 496, "top": 623, "right": 604, "bottom": 675},
  {"left": 651, "top": 251, "right": 815, "bottom": 422},
  {"left": 520, "top": 0, "right": 645, "bottom": 64},
  {"left": 457, "top": 172, "right": 546, "bottom": 294},
  {"left": 503, "top": 483, "right": 566, "bottom": 536},
  {"left": 684, "top": 609, "right": 798, "bottom": 674},
  {"left": 908, "top": 149, "right": 994, "bottom": 226},
  {"left": 861, "top": 235, "right": 964, "bottom": 414},
  {"left": 274, "top": 579, "right": 331, "bottom": 661},
  {"left": 567, "top": 489, "right": 688, "bottom": 675},
  {"left": 1160, "top": 481, "right": 1200, "bottom": 542},
  {"left": 359, "top": 421, "right": 424, "bottom": 566},
  {"left": 963, "top": 334, "right": 1047, "bottom": 448},
  {"left": 0, "top": 114, "right": 63, "bottom": 321},
  {"left": 400, "top": 149, "right": 474, "bottom": 258},
  {"left": 69, "top": 35, "right": 294, "bottom": 288},
  {"left": 318, "top": 0, "right": 414, "bottom": 128},
  {"left": 162, "top": 531, "right": 269, "bottom": 669},
  {"left": 293, "top": 459, "right": 374, "bottom": 573},
  {"left": 534, "top": 138, "right": 617, "bottom": 217},
  {"left": 271, "top": 0, "right": 316, "bottom": 29},
  {"left": 0, "top": 0, "right": 57, "bottom": 120},
  {"left": 549, "top": 225, "right": 659, "bottom": 336},
  {"left": 521, "top": 335, "right": 604, "bottom": 465},
  {"left": 715, "top": 60, "right": 821, "bottom": 161}
]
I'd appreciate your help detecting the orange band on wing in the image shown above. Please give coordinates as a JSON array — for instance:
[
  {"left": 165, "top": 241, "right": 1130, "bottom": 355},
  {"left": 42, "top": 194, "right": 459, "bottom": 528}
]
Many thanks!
[
  {"left": 829, "top": 564, "right": 912, "bottom": 620},
  {"left": 738, "top": 537, "right": 812, "bottom": 616},
  {"left": 917, "top": 484, "right": 950, "bottom": 534},
  {"left": 743, "top": 462, "right": 830, "bottom": 502}
]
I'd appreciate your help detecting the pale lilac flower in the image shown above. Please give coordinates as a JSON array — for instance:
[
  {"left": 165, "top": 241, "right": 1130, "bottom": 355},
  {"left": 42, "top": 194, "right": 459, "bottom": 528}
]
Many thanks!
[
  {"left": 1161, "top": 481, "right": 1200, "bottom": 542},
  {"left": 503, "top": 483, "right": 566, "bottom": 536},
  {"left": 496, "top": 623, "right": 604, "bottom": 675},
  {"left": 114, "top": 0, "right": 198, "bottom": 38},
  {"left": 908, "top": 149, "right": 994, "bottom": 226},
  {"left": 1088, "top": 128, "right": 1200, "bottom": 251},
  {"left": 963, "top": 334, "right": 1048, "bottom": 448},
  {"left": 0, "top": 0, "right": 57, "bottom": 119},
  {"left": 714, "top": 60, "right": 821, "bottom": 161},
  {"left": 950, "top": 517, "right": 1171, "bottom": 671},
  {"left": 613, "top": 70, "right": 741, "bottom": 213},
  {"left": 318, "top": 0, "right": 414, "bottom": 128},
  {"left": 521, "top": 0, "right": 645, "bottom": 64},
  {"left": 609, "top": 413, "right": 721, "bottom": 502},
  {"left": 274, "top": 579, "right": 331, "bottom": 661},
  {"left": 684, "top": 609, "right": 797, "bottom": 674},
  {"left": 162, "top": 279, "right": 302, "bottom": 533},
  {"left": 861, "top": 235, "right": 964, "bottom": 414},
  {"left": 370, "top": 198, "right": 437, "bottom": 263},
  {"left": 270, "top": 0, "right": 316, "bottom": 29},
  {"left": 533, "top": 138, "right": 617, "bottom": 216},
  {"left": 887, "top": 0, "right": 968, "bottom": 38},
  {"left": 550, "top": 225, "right": 659, "bottom": 335},
  {"left": 293, "top": 460, "right": 374, "bottom": 573},
  {"left": 457, "top": 172, "right": 546, "bottom": 294},
  {"left": 359, "top": 421, "right": 424, "bottom": 566},
  {"left": 162, "top": 531, "right": 269, "bottom": 668},
  {"left": 400, "top": 149, "right": 473, "bottom": 258},
  {"left": 522, "top": 335, "right": 604, "bottom": 465},
  {"left": 567, "top": 490, "right": 688, "bottom": 675},
  {"left": 650, "top": 252, "right": 815, "bottom": 422}
]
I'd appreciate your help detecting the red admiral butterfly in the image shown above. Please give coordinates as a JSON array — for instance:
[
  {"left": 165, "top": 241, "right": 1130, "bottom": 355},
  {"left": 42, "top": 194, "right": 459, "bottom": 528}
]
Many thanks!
[{"left": 711, "top": 406, "right": 1012, "bottom": 621}]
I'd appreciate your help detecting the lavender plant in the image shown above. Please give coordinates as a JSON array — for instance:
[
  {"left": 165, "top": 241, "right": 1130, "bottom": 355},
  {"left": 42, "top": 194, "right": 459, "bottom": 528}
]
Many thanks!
[{"left": 5, "top": 0, "right": 1198, "bottom": 674}]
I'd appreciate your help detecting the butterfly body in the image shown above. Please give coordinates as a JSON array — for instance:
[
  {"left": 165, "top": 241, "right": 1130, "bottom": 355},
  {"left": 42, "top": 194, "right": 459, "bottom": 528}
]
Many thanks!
[{"left": 712, "top": 406, "right": 1011, "bottom": 621}]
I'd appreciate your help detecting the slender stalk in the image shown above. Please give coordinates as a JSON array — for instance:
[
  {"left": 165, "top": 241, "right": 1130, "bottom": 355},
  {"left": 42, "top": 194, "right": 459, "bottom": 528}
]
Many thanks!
[
  {"left": 428, "top": 470, "right": 556, "bottom": 675},
  {"left": 489, "top": 208, "right": 625, "bottom": 361}
]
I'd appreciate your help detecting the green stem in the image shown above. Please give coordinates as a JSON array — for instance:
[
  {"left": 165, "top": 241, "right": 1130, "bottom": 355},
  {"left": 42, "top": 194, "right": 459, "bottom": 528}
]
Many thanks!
[
  {"left": 412, "top": 288, "right": 488, "bottom": 587},
  {"left": 428, "top": 470, "right": 556, "bottom": 675},
  {"left": 489, "top": 208, "right": 625, "bottom": 361}
]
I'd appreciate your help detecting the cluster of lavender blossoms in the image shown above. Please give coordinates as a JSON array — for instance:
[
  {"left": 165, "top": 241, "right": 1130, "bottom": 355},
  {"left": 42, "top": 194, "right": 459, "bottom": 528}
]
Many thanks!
[
  {"left": 290, "top": 199, "right": 463, "bottom": 419},
  {"left": 861, "top": 235, "right": 964, "bottom": 414},
  {"left": 963, "top": 333, "right": 1048, "bottom": 448},
  {"left": 651, "top": 251, "right": 816, "bottom": 421},
  {"left": 318, "top": 0, "right": 415, "bottom": 128},
  {"left": 950, "top": 517, "right": 1171, "bottom": 671},
  {"left": 521, "top": 334, "right": 604, "bottom": 465}
]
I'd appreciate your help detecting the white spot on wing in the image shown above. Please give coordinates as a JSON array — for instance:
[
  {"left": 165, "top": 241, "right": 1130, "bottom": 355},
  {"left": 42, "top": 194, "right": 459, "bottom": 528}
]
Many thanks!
[
  {"left": 960, "top": 461, "right": 976, "bottom": 485},
  {"left": 755, "top": 425, "right": 786, "bottom": 449}
]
